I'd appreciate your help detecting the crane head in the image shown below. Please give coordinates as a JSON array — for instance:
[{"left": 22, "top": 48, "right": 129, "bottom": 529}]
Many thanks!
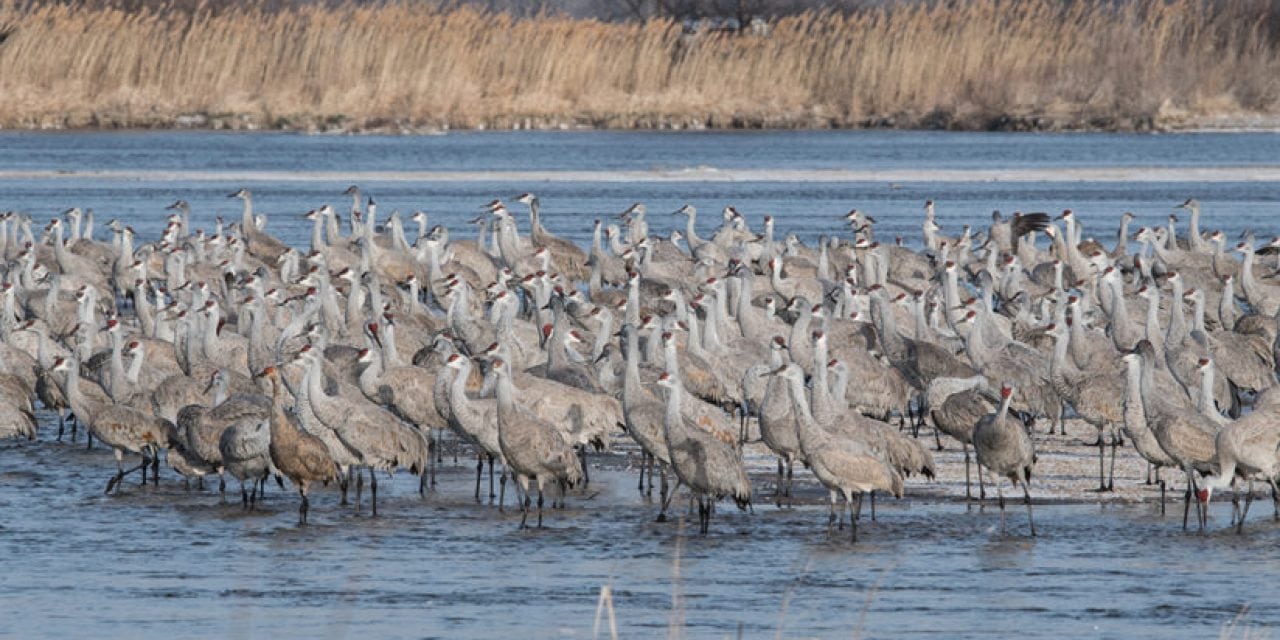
[{"left": 1000, "top": 385, "right": 1013, "bottom": 398}]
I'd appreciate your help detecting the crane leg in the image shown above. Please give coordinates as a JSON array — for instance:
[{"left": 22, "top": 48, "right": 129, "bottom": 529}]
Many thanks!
[
  {"left": 355, "top": 466, "right": 364, "bottom": 510},
  {"left": 338, "top": 468, "right": 350, "bottom": 506},
  {"left": 153, "top": 455, "right": 160, "bottom": 486},
  {"left": 1267, "top": 479, "right": 1280, "bottom": 522},
  {"left": 828, "top": 490, "right": 838, "bottom": 534},
  {"left": 1159, "top": 477, "right": 1166, "bottom": 516},
  {"left": 579, "top": 446, "right": 590, "bottom": 488},
  {"left": 536, "top": 487, "right": 545, "bottom": 529},
  {"left": 1021, "top": 481, "right": 1036, "bottom": 537},
  {"left": 1145, "top": 462, "right": 1153, "bottom": 485},
  {"left": 430, "top": 435, "right": 440, "bottom": 488},
  {"left": 219, "top": 473, "right": 226, "bottom": 500},
  {"left": 1182, "top": 478, "right": 1192, "bottom": 530},
  {"left": 659, "top": 465, "right": 669, "bottom": 517},
  {"left": 845, "top": 492, "right": 855, "bottom": 543},
  {"left": 977, "top": 462, "right": 987, "bottom": 502},
  {"left": 474, "top": 454, "right": 484, "bottom": 503},
  {"left": 774, "top": 458, "right": 784, "bottom": 509},
  {"left": 851, "top": 492, "right": 862, "bottom": 543},
  {"left": 646, "top": 453, "right": 655, "bottom": 496},
  {"left": 1237, "top": 479, "right": 1254, "bottom": 535},
  {"left": 997, "top": 483, "right": 1006, "bottom": 535},
  {"left": 702, "top": 495, "right": 711, "bottom": 535},
  {"left": 637, "top": 452, "right": 646, "bottom": 494},
  {"left": 1269, "top": 477, "right": 1280, "bottom": 521},
  {"left": 1093, "top": 435, "right": 1107, "bottom": 492},
  {"left": 499, "top": 467, "right": 509, "bottom": 511},
  {"left": 1229, "top": 485, "right": 1239, "bottom": 527},
  {"left": 786, "top": 458, "right": 794, "bottom": 508},
  {"left": 299, "top": 489, "right": 309, "bottom": 525},
  {"left": 370, "top": 470, "right": 378, "bottom": 518},
  {"left": 519, "top": 493, "right": 530, "bottom": 529},
  {"left": 1107, "top": 432, "right": 1118, "bottom": 491},
  {"left": 56, "top": 411, "right": 65, "bottom": 442},
  {"left": 933, "top": 416, "right": 943, "bottom": 452},
  {"left": 242, "top": 483, "right": 250, "bottom": 510},
  {"left": 869, "top": 490, "right": 876, "bottom": 521},
  {"left": 86, "top": 432, "right": 94, "bottom": 450},
  {"left": 963, "top": 444, "right": 972, "bottom": 502},
  {"left": 140, "top": 451, "right": 148, "bottom": 486},
  {"left": 488, "top": 455, "right": 496, "bottom": 501}
]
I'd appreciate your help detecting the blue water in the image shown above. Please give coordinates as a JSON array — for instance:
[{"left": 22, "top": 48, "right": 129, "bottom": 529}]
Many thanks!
[
  {"left": 2, "top": 130, "right": 1278, "bottom": 250},
  {"left": 2, "top": 130, "right": 1280, "bottom": 639}
]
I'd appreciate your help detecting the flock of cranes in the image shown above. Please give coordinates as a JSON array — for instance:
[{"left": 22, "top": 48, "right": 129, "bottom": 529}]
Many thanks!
[{"left": 3, "top": 189, "right": 1280, "bottom": 540}]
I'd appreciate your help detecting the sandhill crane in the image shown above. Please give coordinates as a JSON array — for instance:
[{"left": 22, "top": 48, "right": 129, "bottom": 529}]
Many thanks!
[
  {"left": 514, "top": 193, "right": 589, "bottom": 282},
  {"left": 1046, "top": 322, "right": 1124, "bottom": 491},
  {"left": 228, "top": 189, "right": 289, "bottom": 263},
  {"left": 754, "top": 334, "right": 798, "bottom": 508},
  {"left": 1196, "top": 389, "right": 1280, "bottom": 533},
  {"left": 957, "top": 306, "right": 1061, "bottom": 433},
  {"left": 440, "top": 354, "right": 507, "bottom": 505},
  {"left": 219, "top": 413, "right": 277, "bottom": 509},
  {"left": 926, "top": 375, "right": 995, "bottom": 500},
  {"left": 362, "top": 321, "right": 447, "bottom": 489},
  {"left": 176, "top": 369, "right": 271, "bottom": 499},
  {"left": 972, "top": 384, "right": 1037, "bottom": 536},
  {"left": 0, "top": 373, "right": 36, "bottom": 441},
  {"left": 487, "top": 358, "right": 584, "bottom": 529},
  {"left": 51, "top": 356, "right": 174, "bottom": 493},
  {"left": 656, "top": 369, "right": 752, "bottom": 535},
  {"left": 1130, "top": 340, "right": 1219, "bottom": 530},
  {"left": 616, "top": 324, "right": 673, "bottom": 518},
  {"left": 772, "top": 363, "right": 902, "bottom": 542},
  {"left": 302, "top": 346, "right": 428, "bottom": 516},
  {"left": 1185, "top": 287, "right": 1275, "bottom": 405},
  {"left": 260, "top": 366, "right": 336, "bottom": 525}
]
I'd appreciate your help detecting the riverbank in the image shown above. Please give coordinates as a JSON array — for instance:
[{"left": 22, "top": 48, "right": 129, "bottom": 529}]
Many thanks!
[{"left": 0, "top": 1, "right": 1277, "bottom": 134}]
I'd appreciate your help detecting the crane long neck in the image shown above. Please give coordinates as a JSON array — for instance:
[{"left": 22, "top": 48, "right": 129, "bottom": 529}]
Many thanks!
[
  {"left": 63, "top": 358, "right": 85, "bottom": 412},
  {"left": 1050, "top": 335, "right": 1069, "bottom": 382},
  {"left": 1191, "top": 294, "right": 1206, "bottom": 334},
  {"left": 311, "top": 215, "right": 326, "bottom": 252},
  {"left": 1143, "top": 291, "right": 1161, "bottom": 344},
  {"left": 1199, "top": 366, "right": 1215, "bottom": 415},
  {"left": 591, "top": 314, "right": 611, "bottom": 360},
  {"left": 211, "top": 377, "right": 228, "bottom": 407},
  {"left": 448, "top": 360, "right": 472, "bottom": 410},
  {"left": 1166, "top": 290, "right": 1187, "bottom": 344},
  {"left": 241, "top": 194, "right": 254, "bottom": 232},
  {"left": 661, "top": 379, "right": 683, "bottom": 436},
  {"left": 1114, "top": 217, "right": 1130, "bottom": 255},
  {"left": 494, "top": 371, "right": 516, "bottom": 413},
  {"left": 382, "top": 323, "right": 401, "bottom": 368}
]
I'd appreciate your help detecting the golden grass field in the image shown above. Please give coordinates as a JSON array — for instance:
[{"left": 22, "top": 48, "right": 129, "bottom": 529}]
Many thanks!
[{"left": 0, "top": 0, "right": 1277, "bottom": 131}]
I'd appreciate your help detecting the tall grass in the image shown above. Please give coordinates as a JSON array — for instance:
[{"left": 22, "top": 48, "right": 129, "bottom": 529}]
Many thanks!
[{"left": 0, "top": 0, "right": 1276, "bottom": 131}]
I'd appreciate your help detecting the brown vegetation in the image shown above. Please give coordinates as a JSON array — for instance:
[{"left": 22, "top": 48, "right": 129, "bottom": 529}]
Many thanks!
[{"left": 0, "top": 0, "right": 1277, "bottom": 132}]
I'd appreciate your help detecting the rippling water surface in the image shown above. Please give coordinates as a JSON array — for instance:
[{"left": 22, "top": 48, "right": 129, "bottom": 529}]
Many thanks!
[{"left": 2, "top": 130, "right": 1279, "bottom": 638}]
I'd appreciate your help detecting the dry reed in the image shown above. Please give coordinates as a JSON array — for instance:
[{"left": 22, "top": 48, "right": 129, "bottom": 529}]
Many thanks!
[{"left": 0, "top": 0, "right": 1277, "bottom": 131}]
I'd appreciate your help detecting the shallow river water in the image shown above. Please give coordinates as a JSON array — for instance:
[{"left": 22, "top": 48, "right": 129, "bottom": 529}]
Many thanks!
[{"left": 2, "top": 130, "right": 1280, "bottom": 638}]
